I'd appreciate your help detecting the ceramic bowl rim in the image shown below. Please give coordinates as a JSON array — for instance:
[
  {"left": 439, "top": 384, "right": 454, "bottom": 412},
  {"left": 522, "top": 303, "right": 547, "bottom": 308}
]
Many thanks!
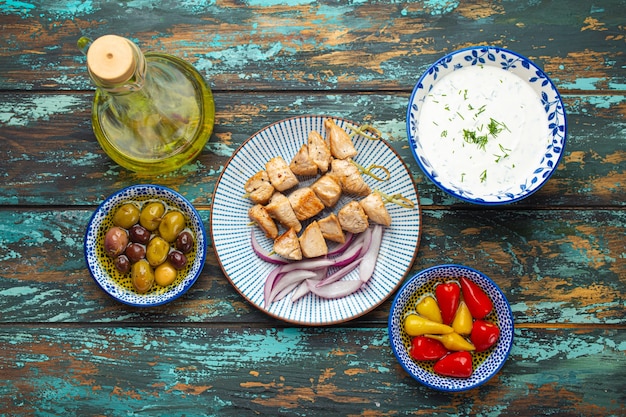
[
  {"left": 406, "top": 45, "right": 567, "bottom": 205},
  {"left": 84, "top": 184, "right": 207, "bottom": 307},
  {"left": 388, "top": 263, "right": 514, "bottom": 392}
]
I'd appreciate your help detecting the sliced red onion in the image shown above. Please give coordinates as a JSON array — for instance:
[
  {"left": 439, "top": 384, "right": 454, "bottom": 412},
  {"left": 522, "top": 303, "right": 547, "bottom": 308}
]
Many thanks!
[
  {"left": 290, "top": 268, "right": 326, "bottom": 302},
  {"left": 264, "top": 267, "right": 285, "bottom": 306},
  {"left": 279, "top": 258, "right": 335, "bottom": 273},
  {"left": 307, "top": 279, "right": 363, "bottom": 299},
  {"left": 251, "top": 229, "right": 289, "bottom": 265},
  {"left": 332, "top": 240, "right": 364, "bottom": 268},
  {"left": 291, "top": 280, "right": 311, "bottom": 302},
  {"left": 269, "top": 269, "right": 319, "bottom": 303},
  {"left": 359, "top": 224, "right": 383, "bottom": 283},
  {"left": 326, "top": 232, "right": 354, "bottom": 256},
  {"left": 358, "top": 227, "right": 373, "bottom": 257},
  {"left": 316, "top": 257, "right": 362, "bottom": 287}
]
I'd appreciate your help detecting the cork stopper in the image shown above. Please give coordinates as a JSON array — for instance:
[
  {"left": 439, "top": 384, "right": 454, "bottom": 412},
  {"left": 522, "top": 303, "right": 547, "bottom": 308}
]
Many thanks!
[{"left": 86, "top": 35, "right": 136, "bottom": 85}]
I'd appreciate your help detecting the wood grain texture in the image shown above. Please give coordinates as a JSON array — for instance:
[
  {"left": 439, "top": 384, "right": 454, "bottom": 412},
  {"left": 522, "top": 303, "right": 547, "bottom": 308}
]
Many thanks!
[
  {"left": 0, "top": 1, "right": 625, "bottom": 92},
  {"left": 0, "top": 92, "right": 624, "bottom": 207},
  {"left": 0, "top": 209, "right": 623, "bottom": 325},
  {"left": 1, "top": 327, "right": 624, "bottom": 416},
  {"left": 0, "top": 1, "right": 624, "bottom": 415}
]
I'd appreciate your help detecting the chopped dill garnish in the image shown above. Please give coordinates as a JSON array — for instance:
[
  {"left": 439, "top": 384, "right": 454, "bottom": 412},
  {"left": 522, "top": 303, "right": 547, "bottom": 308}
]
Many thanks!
[
  {"left": 463, "top": 129, "right": 489, "bottom": 150},
  {"left": 487, "top": 118, "right": 510, "bottom": 136},
  {"left": 480, "top": 169, "right": 487, "bottom": 183},
  {"left": 441, "top": 130, "right": 448, "bottom": 137},
  {"left": 494, "top": 144, "right": 512, "bottom": 163},
  {"left": 461, "top": 116, "right": 509, "bottom": 151}
]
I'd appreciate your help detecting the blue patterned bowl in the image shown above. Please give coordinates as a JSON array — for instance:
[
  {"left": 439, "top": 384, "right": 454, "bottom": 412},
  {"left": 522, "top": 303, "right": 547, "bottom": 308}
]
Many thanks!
[
  {"left": 84, "top": 184, "right": 207, "bottom": 307},
  {"left": 407, "top": 46, "right": 566, "bottom": 204},
  {"left": 388, "top": 264, "right": 514, "bottom": 391}
]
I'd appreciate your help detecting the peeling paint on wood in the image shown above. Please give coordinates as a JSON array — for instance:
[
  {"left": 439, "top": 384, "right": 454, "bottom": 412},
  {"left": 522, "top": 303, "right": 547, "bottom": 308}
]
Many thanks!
[{"left": 0, "top": 1, "right": 624, "bottom": 415}]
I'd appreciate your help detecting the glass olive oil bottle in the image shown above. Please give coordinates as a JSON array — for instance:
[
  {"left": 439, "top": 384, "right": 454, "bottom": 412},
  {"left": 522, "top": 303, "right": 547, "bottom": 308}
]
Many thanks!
[{"left": 78, "top": 35, "right": 214, "bottom": 174}]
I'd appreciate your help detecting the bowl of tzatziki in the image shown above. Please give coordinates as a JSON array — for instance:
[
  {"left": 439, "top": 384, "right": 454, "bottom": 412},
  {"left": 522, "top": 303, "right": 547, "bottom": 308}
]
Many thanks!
[{"left": 407, "top": 46, "right": 567, "bottom": 204}]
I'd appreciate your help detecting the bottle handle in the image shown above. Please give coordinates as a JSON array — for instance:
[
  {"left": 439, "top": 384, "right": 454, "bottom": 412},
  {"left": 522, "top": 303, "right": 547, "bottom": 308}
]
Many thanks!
[{"left": 77, "top": 37, "right": 93, "bottom": 56}]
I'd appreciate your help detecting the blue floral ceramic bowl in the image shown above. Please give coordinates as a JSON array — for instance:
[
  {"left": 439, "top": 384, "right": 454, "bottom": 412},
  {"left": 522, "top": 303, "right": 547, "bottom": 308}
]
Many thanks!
[
  {"left": 407, "top": 46, "right": 566, "bottom": 204},
  {"left": 388, "top": 264, "right": 514, "bottom": 392},
  {"left": 84, "top": 184, "right": 207, "bottom": 307}
]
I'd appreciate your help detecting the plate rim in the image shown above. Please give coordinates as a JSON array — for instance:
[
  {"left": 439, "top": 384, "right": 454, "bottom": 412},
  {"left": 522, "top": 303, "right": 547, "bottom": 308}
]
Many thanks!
[
  {"left": 210, "top": 115, "right": 422, "bottom": 325},
  {"left": 406, "top": 45, "right": 567, "bottom": 205}
]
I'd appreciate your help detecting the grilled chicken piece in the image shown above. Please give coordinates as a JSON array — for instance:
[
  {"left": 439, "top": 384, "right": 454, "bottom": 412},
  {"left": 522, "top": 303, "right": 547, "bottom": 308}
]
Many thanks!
[
  {"left": 307, "top": 131, "right": 332, "bottom": 173},
  {"left": 265, "top": 192, "right": 302, "bottom": 233},
  {"left": 337, "top": 200, "right": 369, "bottom": 234},
  {"left": 359, "top": 193, "right": 391, "bottom": 226},
  {"left": 289, "top": 144, "right": 319, "bottom": 176},
  {"left": 325, "top": 119, "right": 358, "bottom": 160},
  {"left": 287, "top": 187, "right": 325, "bottom": 221},
  {"left": 331, "top": 159, "right": 371, "bottom": 196},
  {"left": 310, "top": 173, "right": 342, "bottom": 208},
  {"left": 299, "top": 221, "right": 328, "bottom": 258},
  {"left": 244, "top": 170, "right": 275, "bottom": 205},
  {"left": 274, "top": 228, "right": 302, "bottom": 261},
  {"left": 265, "top": 156, "right": 299, "bottom": 192},
  {"left": 317, "top": 213, "right": 345, "bottom": 244},
  {"left": 248, "top": 204, "right": 279, "bottom": 239}
]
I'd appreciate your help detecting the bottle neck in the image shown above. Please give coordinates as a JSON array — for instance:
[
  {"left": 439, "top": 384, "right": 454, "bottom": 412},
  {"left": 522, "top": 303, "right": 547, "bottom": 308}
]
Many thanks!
[{"left": 87, "top": 38, "right": 148, "bottom": 95}]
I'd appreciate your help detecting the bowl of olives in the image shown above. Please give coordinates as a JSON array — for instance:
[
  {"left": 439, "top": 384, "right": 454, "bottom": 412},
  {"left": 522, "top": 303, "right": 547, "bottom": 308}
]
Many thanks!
[{"left": 84, "top": 184, "right": 207, "bottom": 306}]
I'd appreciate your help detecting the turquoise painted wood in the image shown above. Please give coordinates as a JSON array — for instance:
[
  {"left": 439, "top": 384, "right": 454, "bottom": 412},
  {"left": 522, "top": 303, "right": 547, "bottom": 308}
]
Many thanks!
[
  {"left": 0, "top": 93, "right": 624, "bottom": 208},
  {"left": 1, "top": 327, "right": 625, "bottom": 416},
  {"left": 0, "top": 1, "right": 624, "bottom": 415},
  {"left": 0, "top": 209, "right": 624, "bottom": 325}
]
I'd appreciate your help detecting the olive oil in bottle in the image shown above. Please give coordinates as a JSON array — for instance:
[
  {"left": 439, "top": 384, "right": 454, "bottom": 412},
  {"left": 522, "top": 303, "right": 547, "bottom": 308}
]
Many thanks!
[{"left": 78, "top": 35, "right": 214, "bottom": 174}]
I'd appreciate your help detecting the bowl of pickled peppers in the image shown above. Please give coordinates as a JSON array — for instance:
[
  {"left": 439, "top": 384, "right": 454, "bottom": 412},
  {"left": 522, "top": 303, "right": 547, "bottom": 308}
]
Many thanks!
[
  {"left": 84, "top": 184, "right": 207, "bottom": 307},
  {"left": 388, "top": 264, "right": 514, "bottom": 391}
]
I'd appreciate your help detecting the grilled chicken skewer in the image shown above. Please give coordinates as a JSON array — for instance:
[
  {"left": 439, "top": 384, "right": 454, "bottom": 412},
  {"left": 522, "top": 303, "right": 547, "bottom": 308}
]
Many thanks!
[
  {"left": 246, "top": 120, "right": 394, "bottom": 259},
  {"left": 325, "top": 118, "right": 358, "bottom": 160}
]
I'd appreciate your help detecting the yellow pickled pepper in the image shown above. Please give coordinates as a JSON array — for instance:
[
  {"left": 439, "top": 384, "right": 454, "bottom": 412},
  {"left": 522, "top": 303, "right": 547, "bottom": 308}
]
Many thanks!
[
  {"left": 425, "top": 332, "right": 476, "bottom": 351},
  {"left": 451, "top": 301, "right": 473, "bottom": 335},
  {"left": 416, "top": 295, "right": 443, "bottom": 323},
  {"left": 404, "top": 314, "right": 454, "bottom": 336}
]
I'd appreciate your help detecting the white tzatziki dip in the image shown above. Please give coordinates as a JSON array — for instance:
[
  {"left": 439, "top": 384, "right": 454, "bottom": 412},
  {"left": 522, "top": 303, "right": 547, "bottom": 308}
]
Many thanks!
[{"left": 416, "top": 65, "right": 550, "bottom": 195}]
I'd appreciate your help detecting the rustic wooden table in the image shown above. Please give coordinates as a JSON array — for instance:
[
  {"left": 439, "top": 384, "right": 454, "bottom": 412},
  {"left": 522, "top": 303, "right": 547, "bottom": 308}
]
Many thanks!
[{"left": 1, "top": 1, "right": 625, "bottom": 416}]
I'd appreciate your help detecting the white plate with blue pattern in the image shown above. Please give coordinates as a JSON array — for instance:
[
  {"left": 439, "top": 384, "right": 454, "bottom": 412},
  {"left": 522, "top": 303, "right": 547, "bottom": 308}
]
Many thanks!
[
  {"left": 388, "top": 264, "right": 514, "bottom": 391},
  {"left": 211, "top": 116, "right": 422, "bottom": 325},
  {"left": 407, "top": 46, "right": 567, "bottom": 204}
]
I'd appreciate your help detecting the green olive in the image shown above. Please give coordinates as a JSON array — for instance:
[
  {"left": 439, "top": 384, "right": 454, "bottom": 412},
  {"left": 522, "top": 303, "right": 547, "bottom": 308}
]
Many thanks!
[
  {"left": 158, "top": 211, "right": 186, "bottom": 242},
  {"left": 146, "top": 236, "right": 169, "bottom": 267},
  {"left": 131, "top": 259, "right": 154, "bottom": 293},
  {"left": 140, "top": 202, "right": 165, "bottom": 231},
  {"left": 155, "top": 262, "right": 177, "bottom": 287},
  {"left": 112, "top": 203, "right": 140, "bottom": 229}
]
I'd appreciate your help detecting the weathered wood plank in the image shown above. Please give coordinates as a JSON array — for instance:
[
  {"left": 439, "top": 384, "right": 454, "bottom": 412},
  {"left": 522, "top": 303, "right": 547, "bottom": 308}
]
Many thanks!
[
  {"left": 0, "top": 208, "right": 623, "bottom": 325},
  {"left": 0, "top": 92, "right": 624, "bottom": 207},
  {"left": 0, "top": 326, "right": 624, "bottom": 416},
  {"left": 1, "top": 1, "right": 625, "bottom": 92}
]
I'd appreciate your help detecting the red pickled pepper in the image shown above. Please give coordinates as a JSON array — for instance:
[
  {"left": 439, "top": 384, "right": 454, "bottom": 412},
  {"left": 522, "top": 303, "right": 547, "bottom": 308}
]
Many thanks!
[
  {"left": 435, "top": 282, "right": 460, "bottom": 325},
  {"left": 410, "top": 336, "right": 449, "bottom": 361},
  {"left": 433, "top": 351, "right": 473, "bottom": 378},
  {"left": 459, "top": 276, "right": 493, "bottom": 319},
  {"left": 471, "top": 319, "right": 500, "bottom": 352}
]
